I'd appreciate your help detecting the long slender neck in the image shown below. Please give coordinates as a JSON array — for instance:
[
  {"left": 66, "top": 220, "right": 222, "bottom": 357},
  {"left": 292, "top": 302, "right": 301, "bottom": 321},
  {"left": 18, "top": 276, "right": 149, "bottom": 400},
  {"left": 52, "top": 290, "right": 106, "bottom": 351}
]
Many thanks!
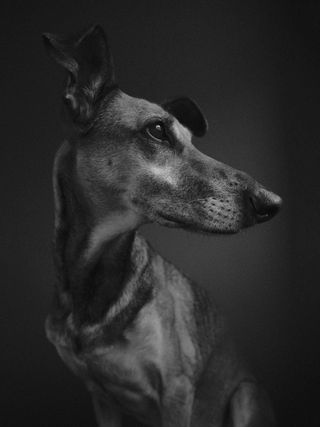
[{"left": 52, "top": 142, "right": 139, "bottom": 326}]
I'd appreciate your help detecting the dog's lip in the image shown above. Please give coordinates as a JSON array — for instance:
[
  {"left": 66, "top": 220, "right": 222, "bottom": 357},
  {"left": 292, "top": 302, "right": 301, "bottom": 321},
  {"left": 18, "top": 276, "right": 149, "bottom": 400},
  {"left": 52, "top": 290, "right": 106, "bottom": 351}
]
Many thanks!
[
  {"left": 157, "top": 211, "right": 239, "bottom": 235},
  {"left": 157, "top": 211, "right": 193, "bottom": 227},
  {"left": 158, "top": 211, "right": 184, "bottom": 224}
]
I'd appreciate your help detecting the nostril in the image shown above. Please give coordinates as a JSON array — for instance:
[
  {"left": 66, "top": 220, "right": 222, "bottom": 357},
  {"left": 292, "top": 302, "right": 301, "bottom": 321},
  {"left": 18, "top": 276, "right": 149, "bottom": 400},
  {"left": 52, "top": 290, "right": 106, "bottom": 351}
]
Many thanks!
[{"left": 250, "top": 189, "right": 282, "bottom": 223}]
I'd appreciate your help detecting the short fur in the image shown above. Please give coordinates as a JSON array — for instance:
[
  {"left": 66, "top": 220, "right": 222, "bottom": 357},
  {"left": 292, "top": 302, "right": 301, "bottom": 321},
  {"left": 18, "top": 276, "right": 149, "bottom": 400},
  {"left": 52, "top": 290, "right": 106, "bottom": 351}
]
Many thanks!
[{"left": 43, "top": 25, "right": 281, "bottom": 427}]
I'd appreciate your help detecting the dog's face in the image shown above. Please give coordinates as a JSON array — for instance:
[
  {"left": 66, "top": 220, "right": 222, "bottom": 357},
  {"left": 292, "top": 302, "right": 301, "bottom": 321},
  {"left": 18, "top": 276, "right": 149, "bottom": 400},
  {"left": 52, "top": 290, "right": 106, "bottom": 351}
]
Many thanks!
[{"left": 44, "top": 25, "right": 281, "bottom": 234}]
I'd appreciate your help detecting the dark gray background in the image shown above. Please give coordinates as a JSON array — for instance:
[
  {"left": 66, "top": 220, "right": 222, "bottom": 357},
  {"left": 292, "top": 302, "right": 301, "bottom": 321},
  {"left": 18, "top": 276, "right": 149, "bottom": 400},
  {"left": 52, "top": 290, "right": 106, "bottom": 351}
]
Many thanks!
[{"left": 1, "top": 1, "right": 319, "bottom": 426}]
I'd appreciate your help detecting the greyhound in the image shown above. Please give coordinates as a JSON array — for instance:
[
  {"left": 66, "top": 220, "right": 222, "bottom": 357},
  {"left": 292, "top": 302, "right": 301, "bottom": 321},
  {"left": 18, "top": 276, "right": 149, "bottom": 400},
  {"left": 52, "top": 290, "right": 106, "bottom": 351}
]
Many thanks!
[{"left": 42, "top": 25, "right": 281, "bottom": 427}]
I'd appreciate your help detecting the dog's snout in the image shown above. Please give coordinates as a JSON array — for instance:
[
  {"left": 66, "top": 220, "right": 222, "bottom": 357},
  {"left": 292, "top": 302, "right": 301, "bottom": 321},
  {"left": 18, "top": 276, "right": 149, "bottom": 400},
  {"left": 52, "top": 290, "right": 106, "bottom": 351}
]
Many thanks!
[{"left": 250, "top": 188, "right": 282, "bottom": 223}]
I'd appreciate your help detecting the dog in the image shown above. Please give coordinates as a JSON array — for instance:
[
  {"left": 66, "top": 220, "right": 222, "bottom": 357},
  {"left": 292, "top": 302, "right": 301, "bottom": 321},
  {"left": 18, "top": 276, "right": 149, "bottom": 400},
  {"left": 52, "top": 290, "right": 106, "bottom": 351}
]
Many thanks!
[{"left": 42, "top": 25, "right": 281, "bottom": 427}]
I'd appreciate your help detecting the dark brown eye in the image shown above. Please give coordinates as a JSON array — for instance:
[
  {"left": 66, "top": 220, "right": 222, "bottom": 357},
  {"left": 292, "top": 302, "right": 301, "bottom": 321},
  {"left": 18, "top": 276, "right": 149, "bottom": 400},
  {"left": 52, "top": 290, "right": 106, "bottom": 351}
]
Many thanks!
[{"left": 145, "top": 122, "right": 167, "bottom": 142}]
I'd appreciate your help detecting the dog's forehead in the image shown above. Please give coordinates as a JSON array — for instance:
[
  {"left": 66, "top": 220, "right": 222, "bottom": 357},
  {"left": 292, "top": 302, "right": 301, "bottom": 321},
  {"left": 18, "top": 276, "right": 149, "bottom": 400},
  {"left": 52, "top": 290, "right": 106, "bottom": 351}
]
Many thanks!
[
  {"left": 101, "top": 91, "right": 192, "bottom": 144},
  {"left": 107, "top": 92, "right": 168, "bottom": 128}
]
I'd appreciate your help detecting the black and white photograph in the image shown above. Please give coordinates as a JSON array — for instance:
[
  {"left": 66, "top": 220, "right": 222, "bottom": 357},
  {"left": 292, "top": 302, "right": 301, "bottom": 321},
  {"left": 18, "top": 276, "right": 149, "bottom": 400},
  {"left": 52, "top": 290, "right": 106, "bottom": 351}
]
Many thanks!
[{"left": 1, "top": 1, "right": 320, "bottom": 426}]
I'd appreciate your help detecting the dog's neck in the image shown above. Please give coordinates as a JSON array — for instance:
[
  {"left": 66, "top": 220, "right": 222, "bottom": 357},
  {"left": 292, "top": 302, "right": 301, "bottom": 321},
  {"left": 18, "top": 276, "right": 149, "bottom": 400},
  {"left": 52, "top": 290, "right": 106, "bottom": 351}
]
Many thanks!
[{"left": 52, "top": 141, "right": 142, "bottom": 327}]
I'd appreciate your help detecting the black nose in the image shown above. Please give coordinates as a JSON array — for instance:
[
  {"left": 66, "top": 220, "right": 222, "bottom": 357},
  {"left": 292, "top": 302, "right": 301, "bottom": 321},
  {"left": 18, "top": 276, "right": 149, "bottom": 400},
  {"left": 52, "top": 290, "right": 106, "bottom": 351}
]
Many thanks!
[{"left": 250, "top": 188, "right": 282, "bottom": 223}]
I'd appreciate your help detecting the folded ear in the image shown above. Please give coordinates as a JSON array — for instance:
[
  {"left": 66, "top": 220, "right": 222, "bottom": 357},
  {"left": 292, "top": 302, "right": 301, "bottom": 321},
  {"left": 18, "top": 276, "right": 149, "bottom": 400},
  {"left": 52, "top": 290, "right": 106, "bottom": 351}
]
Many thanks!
[
  {"left": 42, "top": 25, "right": 116, "bottom": 127},
  {"left": 162, "top": 97, "right": 208, "bottom": 137}
]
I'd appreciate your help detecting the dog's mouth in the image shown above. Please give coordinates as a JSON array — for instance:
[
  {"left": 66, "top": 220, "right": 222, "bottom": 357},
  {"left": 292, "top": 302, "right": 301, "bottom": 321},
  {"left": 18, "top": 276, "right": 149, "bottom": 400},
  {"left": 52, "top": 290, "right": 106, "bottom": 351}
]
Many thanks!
[
  {"left": 157, "top": 211, "right": 196, "bottom": 229},
  {"left": 156, "top": 210, "right": 237, "bottom": 234}
]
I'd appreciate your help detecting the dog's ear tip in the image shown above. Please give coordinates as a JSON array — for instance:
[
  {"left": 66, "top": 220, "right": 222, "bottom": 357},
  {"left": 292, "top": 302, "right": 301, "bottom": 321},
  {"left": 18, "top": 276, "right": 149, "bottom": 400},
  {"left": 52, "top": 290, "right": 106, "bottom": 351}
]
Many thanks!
[
  {"left": 91, "top": 24, "right": 105, "bottom": 34},
  {"left": 42, "top": 32, "right": 57, "bottom": 41},
  {"left": 92, "top": 24, "right": 108, "bottom": 42},
  {"left": 42, "top": 25, "right": 107, "bottom": 49},
  {"left": 41, "top": 32, "right": 51, "bottom": 44},
  {"left": 41, "top": 32, "right": 60, "bottom": 51},
  {"left": 79, "top": 24, "right": 107, "bottom": 42}
]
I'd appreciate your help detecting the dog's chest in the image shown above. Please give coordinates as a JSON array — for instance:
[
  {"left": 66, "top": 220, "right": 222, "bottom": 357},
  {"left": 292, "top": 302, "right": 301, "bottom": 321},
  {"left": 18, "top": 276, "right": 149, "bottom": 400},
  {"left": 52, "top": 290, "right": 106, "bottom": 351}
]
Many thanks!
[{"left": 46, "top": 305, "right": 175, "bottom": 420}]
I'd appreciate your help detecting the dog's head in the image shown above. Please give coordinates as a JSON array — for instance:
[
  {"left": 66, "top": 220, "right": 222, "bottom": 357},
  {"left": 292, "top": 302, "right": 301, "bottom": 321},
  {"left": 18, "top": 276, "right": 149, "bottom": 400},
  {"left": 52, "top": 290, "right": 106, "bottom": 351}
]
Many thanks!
[{"left": 43, "top": 25, "right": 281, "bottom": 234}]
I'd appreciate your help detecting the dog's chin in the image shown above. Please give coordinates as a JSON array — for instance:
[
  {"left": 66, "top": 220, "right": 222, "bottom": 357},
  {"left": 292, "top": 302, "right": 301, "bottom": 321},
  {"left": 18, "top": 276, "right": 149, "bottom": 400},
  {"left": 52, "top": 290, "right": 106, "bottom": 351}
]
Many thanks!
[{"left": 155, "top": 211, "right": 246, "bottom": 235}]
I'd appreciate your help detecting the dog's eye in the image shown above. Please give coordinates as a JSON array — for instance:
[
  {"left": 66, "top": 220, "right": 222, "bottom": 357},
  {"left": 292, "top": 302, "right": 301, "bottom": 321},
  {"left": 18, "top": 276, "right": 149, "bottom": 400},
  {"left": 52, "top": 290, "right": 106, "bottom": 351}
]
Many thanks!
[{"left": 145, "top": 122, "right": 168, "bottom": 142}]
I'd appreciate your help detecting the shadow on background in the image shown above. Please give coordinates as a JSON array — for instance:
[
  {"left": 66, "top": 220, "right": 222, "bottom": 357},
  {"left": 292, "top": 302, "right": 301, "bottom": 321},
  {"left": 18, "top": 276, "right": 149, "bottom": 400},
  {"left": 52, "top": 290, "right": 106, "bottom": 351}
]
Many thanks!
[{"left": 1, "top": 1, "right": 320, "bottom": 426}]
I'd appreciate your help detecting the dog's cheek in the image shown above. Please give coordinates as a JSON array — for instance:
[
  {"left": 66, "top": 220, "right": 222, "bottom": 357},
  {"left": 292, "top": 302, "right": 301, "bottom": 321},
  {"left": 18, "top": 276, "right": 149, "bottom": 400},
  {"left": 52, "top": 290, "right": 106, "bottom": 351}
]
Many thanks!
[{"left": 129, "top": 175, "right": 169, "bottom": 218}]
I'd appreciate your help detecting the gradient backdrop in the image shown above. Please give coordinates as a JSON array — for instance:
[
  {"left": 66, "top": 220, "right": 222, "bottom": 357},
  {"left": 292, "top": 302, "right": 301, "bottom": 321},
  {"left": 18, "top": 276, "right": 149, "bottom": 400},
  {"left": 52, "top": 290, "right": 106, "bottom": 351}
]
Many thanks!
[{"left": 1, "top": 1, "right": 320, "bottom": 426}]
